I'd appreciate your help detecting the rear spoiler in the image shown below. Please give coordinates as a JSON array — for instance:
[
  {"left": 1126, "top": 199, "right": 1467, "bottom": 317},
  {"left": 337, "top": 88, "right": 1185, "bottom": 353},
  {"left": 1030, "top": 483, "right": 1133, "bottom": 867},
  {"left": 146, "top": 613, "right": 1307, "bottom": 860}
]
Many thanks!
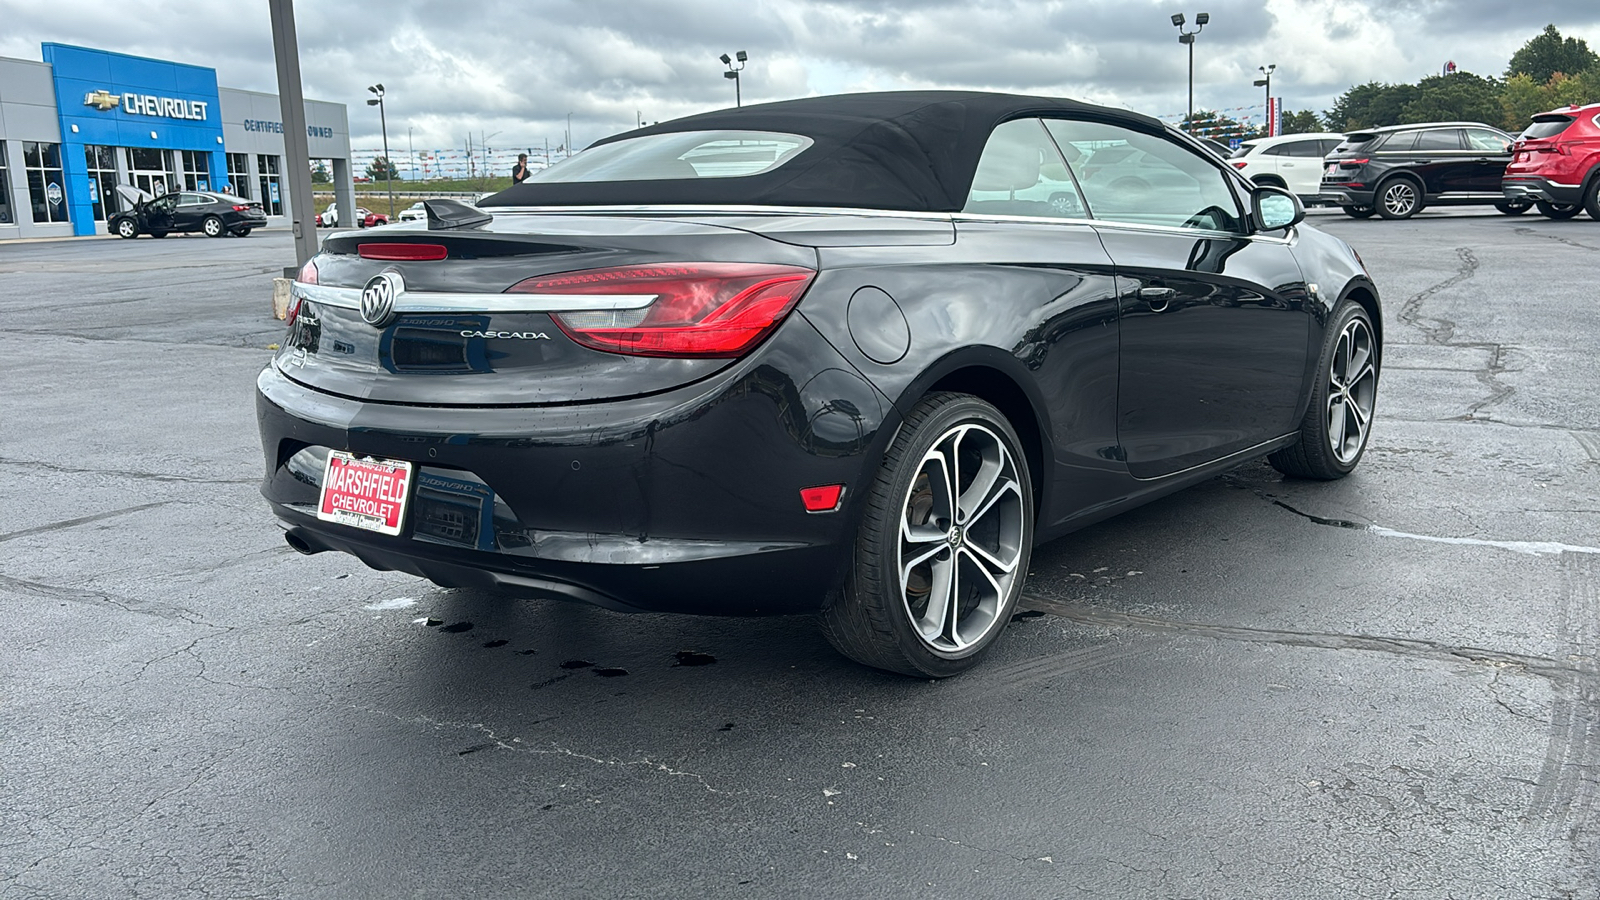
[{"left": 424, "top": 198, "right": 492, "bottom": 230}]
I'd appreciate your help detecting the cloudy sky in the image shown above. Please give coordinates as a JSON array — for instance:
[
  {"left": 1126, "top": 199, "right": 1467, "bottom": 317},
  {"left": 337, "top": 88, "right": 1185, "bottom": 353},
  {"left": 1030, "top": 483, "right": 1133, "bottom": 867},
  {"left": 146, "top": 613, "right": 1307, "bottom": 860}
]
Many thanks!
[{"left": 2, "top": 0, "right": 1597, "bottom": 155}]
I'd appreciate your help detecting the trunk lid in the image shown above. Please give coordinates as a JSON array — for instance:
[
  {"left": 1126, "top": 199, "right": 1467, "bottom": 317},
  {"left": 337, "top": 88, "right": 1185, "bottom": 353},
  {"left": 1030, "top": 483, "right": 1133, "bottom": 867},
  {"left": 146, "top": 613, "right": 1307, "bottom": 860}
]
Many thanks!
[{"left": 279, "top": 214, "right": 817, "bottom": 406}]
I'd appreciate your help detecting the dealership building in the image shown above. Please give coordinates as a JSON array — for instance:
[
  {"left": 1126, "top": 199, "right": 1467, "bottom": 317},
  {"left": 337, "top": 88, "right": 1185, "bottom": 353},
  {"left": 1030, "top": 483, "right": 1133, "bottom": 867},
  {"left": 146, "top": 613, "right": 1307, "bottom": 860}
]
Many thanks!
[{"left": 0, "top": 43, "right": 353, "bottom": 240}]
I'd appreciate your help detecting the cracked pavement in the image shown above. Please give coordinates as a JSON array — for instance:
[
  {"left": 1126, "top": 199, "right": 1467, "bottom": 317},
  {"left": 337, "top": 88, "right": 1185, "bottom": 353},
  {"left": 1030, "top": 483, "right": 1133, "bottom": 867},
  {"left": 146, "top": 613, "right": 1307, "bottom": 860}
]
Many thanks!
[{"left": 1, "top": 213, "right": 1597, "bottom": 898}]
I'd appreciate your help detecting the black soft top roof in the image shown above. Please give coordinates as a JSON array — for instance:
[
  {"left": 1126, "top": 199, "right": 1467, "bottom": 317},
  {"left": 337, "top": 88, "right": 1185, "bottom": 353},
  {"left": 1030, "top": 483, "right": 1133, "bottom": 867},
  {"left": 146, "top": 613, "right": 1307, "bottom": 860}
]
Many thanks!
[{"left": 479, "top": 91, "right": 1164, "bottom": 213}]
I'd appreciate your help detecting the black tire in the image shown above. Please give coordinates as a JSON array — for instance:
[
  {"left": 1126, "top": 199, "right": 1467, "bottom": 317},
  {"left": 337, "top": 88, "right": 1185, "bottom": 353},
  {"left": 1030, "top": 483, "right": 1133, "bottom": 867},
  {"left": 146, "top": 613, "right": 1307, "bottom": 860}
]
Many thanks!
[
  {"left": 820, "top": 392, "right": 1034, "bottom": 678},
  {"left": 149, "top": 230, "right": 168, "bottom": 239},
  {"left": 1269, "top": 301, "right": 1379, "bottom": 480},
  {"left": 1494, "top": 201, "right": 1531, "bottom": 216},
  {"left": 1536, "top": 200, "right": 1581, "bottom": 220},
  {"left": 230, "top": 227, "right": 252, "bottom": 237},
  {"left": 1582, "top": 176, "right": 1600, "bottom": 221},
  {"left": 202, "top": 215, "right": 225, "bottom": 237},
  {"left": 1375, "top": 177, "right": 1422, "bottom": 219},
  {"left": 1341, "top": 206, "right": 1376, "bottom": 219},
  {"left": 114, "top": 218, "right": 139, "bottom": 238}
]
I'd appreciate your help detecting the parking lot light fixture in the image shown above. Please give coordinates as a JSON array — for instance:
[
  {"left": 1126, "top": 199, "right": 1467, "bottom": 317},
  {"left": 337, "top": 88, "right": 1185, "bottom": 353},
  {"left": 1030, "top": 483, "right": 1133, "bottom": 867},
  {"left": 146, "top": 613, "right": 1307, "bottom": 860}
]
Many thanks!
[
  {"left": 721, "top": 51, "right": 748, "bottom": 107},
  {"left": 1254, "top": 64, "right": 1276, "bottom": 135},
  {"left": 1172, "top": 12, "right": 1210, "bottom": 131},
  {"left": 366, "top": 84, "right": 394, "bottom": 218}
]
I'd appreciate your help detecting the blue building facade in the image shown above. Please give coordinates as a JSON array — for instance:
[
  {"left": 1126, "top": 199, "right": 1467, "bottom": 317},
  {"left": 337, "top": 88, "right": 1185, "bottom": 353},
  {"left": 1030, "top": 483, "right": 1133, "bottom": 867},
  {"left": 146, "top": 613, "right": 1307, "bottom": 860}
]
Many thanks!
[{"left": 43, "top": 44, "right": 228, "bottom": 236}]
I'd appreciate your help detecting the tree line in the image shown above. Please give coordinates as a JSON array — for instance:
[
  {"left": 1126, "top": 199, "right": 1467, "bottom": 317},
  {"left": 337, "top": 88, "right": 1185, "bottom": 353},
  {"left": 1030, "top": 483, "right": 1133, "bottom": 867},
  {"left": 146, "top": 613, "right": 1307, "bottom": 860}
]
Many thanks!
[{"left": 1193, "top": 24, "right": 1599, "bottom": 140}]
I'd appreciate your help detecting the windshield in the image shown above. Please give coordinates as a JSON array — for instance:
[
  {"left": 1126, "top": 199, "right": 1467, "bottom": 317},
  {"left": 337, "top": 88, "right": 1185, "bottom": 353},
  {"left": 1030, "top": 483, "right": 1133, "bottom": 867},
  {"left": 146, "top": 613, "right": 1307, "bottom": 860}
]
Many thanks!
[{"left": 528, "top": 131, "right": 814, "bottom": 183}]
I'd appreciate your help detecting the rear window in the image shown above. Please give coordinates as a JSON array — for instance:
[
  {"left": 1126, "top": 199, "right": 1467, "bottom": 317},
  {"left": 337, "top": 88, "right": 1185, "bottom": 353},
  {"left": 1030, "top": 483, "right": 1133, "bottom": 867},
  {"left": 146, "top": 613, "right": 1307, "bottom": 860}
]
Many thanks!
[
  {"left": 1334, "top": 133, "right": 1379, "bottom": 154},
  {"left": 1521, "top": 115, "right": 1575, "bottom": 140},
  {"left": 527, "top": 131, "right": 813, "bottom": 183},
  {"left": 1229, "top": 142, "right": 1258, "bottom": 159}
]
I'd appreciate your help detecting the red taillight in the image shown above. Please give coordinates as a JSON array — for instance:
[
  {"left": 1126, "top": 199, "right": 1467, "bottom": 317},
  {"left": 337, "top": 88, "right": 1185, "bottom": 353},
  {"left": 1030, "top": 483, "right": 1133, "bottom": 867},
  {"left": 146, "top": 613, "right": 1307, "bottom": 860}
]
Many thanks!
[
  {"left": 510, "top": 263, "right": 817, "bottom": 358},
  {"left": 800, "top": 484, "right": 845, "bottom": 513},
  {"left": 232, "top": 204, "right": 248, "bottom": 211},
  {"left": 1340, "top": 158, "right": 1369, "bottom": 167},
  {"left": 1231, "top": 161, "right": 1248, "bottom": 169},
  {"left": 287, "top": 259, "right": 318, "bottom": 326},
  {"left": 359, "top": 243, "right": 448, "bottom": 260}
]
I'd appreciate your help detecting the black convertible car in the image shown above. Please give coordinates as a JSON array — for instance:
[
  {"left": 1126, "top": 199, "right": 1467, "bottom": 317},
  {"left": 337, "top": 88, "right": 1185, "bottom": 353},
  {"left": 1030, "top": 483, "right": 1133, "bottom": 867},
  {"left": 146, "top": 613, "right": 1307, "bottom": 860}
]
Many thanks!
[
  {"left": 259, "top": 91, "right": 1381, "bottom": 676},
  {"left": 111, "top": 186, "right": 266, "bottom": 238}
]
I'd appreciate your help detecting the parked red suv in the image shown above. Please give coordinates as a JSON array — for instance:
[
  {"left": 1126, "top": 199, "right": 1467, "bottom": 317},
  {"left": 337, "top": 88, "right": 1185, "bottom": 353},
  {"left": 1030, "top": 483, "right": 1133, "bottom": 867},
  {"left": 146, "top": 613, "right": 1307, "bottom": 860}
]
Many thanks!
[{"left": 1502, "top": 102, "right": 1600, "bottom": 220}]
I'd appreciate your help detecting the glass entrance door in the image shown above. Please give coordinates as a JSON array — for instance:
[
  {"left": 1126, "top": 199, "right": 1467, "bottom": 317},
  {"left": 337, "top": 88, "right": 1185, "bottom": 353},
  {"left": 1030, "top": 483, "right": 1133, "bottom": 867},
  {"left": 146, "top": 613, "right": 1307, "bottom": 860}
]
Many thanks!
[{"left": 125, "top": 148, "right": 175, "bottom": 197}]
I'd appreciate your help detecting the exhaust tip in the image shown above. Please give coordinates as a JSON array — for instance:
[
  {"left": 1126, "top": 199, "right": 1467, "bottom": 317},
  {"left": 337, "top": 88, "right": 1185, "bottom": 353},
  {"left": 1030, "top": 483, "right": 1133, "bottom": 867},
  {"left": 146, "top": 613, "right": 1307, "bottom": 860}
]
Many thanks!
[{"left": 284, "top": 529, "right": 320, "bottom": 555}]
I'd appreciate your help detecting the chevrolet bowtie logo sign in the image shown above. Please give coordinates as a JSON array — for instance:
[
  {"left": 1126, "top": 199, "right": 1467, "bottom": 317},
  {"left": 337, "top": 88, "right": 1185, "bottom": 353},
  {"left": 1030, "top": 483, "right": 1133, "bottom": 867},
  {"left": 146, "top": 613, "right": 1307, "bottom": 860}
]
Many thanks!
[{"left": 83, "top": 89, "right": 121, "bottom": 111}]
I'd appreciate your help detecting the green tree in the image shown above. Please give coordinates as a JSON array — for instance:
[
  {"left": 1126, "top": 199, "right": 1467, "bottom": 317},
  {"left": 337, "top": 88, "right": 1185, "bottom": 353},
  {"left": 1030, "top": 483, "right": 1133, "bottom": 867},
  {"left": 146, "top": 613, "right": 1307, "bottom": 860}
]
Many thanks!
[
  {"left": 1399, "top": 71, "right": 1502, "bottom": 124},
  {"left": 1507, "top": 24, "right": 1599, "bottom": 84},
  {"left": 1280, "top": 109, "right": 1324, "bottom": 134},
  {"left": 365, "top": 156, "right": 399, "bottom": 183},
  {"left": 310, "top": 160, "right": 330, "bottom": 184},
  {"left": 1326, "top": 81, "right": 1419, "bottom": 129}
]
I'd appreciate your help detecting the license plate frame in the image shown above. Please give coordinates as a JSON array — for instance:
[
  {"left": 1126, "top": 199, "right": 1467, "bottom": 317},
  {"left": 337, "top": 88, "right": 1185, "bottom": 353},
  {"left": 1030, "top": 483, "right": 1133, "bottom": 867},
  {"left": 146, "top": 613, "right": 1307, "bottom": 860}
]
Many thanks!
[{"left": 316, "top": 450, "right": 414, "bottom": 536}]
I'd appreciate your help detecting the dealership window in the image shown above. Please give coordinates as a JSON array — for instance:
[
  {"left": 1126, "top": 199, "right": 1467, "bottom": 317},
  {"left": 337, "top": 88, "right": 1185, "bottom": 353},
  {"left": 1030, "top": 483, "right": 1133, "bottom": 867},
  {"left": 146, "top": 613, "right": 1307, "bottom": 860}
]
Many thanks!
[
  {"left": 258, "top": 154, "right": 282, "bottom": 215},
  {"left": 179, "top": 150, "right": 212, "bottom": 191},
  {"left": 126, "top": 147, "right": 176, "bottom": 196},
  {"left": 23, "top": 141, "right": 70, "bottom": 224},
  {"left": 84, "top": 145, "right": 119, "bottom": 221},
  {"left": 0, "top": 144, "right": 12, "bottom": 225},
  {"left": 227, "top": 152, "right": 250, "bottom": 199}
]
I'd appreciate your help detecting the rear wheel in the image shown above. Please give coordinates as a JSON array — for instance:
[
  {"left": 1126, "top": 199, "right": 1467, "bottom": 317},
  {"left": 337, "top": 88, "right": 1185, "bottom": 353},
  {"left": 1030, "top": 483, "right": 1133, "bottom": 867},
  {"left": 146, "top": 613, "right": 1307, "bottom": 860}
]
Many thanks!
[
  {"left": 1494, "top": 200, "right": 1531, "bottom": 216},
  {"left": 821, "top": 393, "right": 1034, "bottom": 677},
  {"left": 1375, "top": 177, "right": 1422, "bottom": 219},
  {"left": 230, "top": 227, "right": 252, "bottom": 237},
  {"left": 114, "top": 218, "right": 138, "bottom": 238},
  {"left": 1583, "top": 176, "right": 1600, "bottom": 221},
  {"left": 1341, "top": 205, "right": 1375, "bottom": 219},
  {"left": 202, "top": 215, "right": 225, "bottom": 237},
  {"left": 1536, "top": 200, "right": 1581, "bottom": 220},
  {"left": 149, "top": 230, "right": 168, "bottom": 238},
  {"left": 1269, "top": 301, "right": 1378, "bottom": 480}
]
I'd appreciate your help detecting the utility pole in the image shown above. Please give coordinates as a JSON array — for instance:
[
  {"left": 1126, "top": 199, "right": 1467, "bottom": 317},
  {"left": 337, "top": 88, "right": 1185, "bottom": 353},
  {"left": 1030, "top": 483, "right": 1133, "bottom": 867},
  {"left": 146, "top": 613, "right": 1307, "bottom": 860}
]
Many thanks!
[
  {"left": 267, "top": 0, "right": 317, "bottom": 273},
  {"left": 1171, "top": 13, "right": 1210, "bottom": 132}
]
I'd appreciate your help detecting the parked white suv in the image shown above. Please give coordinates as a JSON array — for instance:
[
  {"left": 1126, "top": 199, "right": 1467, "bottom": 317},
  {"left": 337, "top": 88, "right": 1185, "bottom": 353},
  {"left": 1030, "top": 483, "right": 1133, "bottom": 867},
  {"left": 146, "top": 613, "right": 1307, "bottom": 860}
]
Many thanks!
[{"left": 1228, "top": 133, "right": 1345, "bottom": 201}]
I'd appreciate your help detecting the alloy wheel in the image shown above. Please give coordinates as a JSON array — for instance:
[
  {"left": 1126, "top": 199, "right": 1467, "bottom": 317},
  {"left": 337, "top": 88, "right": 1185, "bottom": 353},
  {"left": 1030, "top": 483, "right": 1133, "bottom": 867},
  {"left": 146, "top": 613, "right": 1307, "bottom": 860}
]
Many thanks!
[
  {"left": 1326, "top": 316, "right": 1377, "bottom": 464},
  {"left": 897, "top": 423, "right": 1025, "bottom": 652},
  {"left": 1381, "top": 182, "right": 1417, "bottom": 217}
]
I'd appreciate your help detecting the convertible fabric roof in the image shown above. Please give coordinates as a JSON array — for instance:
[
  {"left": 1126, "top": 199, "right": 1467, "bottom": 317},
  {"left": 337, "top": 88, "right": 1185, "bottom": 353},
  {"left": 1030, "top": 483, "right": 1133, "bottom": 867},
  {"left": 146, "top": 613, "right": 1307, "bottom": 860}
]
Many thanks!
[{"left": 479, "top": 91, "right": 1165, "bottom": 213}]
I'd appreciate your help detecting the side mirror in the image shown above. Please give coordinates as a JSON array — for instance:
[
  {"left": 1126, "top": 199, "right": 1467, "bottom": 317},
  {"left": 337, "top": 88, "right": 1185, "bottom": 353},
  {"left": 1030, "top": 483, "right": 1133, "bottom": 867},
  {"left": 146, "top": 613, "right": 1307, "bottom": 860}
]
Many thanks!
[{"left": 1252, "top": 185, "right": 1304, "bottom": 231}]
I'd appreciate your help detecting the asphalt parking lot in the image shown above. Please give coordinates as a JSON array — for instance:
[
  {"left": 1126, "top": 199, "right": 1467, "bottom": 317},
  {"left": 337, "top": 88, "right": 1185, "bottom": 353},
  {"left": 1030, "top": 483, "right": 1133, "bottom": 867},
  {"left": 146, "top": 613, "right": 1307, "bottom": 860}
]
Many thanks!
[{"left": 2, "top": 210, "right": 1597, "bottom": 899}]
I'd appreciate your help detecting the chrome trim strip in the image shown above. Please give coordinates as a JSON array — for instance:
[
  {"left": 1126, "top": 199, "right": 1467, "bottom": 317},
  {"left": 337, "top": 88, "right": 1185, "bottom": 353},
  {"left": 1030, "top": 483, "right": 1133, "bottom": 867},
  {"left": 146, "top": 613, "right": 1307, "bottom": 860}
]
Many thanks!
[
  {"left": 484, "top": 203, "right": 958, "bottom": 221},
  {"left": 290, "top": 282, "right": 656, "bottom": 313}
]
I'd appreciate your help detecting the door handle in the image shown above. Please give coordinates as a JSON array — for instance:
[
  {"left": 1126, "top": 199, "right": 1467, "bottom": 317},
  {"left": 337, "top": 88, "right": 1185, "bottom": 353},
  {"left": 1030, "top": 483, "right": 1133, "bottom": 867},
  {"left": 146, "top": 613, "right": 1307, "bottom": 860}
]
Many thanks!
[{"left": 1138, "top": 286, "right": 1176, "bottom": 312}]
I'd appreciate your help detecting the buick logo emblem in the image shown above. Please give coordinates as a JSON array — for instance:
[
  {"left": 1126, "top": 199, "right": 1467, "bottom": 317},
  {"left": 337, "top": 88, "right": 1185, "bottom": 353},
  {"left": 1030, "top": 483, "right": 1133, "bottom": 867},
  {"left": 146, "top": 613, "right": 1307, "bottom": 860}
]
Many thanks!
[{"left": 360, "top": 272, "right": 402, "bottom": 328}]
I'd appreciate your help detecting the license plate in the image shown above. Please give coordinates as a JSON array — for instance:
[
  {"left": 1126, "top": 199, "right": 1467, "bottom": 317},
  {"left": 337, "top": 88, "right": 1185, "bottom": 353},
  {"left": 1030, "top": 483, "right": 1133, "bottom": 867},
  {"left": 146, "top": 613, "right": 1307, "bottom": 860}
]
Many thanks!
[{"left": 317, "top": 451, "right": 413, "bottom": 535}]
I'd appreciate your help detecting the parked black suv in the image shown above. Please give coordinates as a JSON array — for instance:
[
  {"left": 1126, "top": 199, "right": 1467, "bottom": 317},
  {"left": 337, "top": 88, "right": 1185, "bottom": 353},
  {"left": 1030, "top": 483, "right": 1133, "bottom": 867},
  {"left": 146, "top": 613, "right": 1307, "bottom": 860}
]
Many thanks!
[
  {"left": 110, "top": 188, "right": 268, "bottom": 238},
  {"left": 1319, "top": 122, "right": 1528, "bottom": 219}
]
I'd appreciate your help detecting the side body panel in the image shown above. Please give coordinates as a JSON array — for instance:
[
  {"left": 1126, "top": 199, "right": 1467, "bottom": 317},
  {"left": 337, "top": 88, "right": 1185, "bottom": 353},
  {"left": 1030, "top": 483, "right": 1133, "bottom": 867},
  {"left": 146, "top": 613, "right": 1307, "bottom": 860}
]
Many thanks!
[
  {"left": 799, "top": 218, "right": 1126, "bottom": 532},
  {"left": 1095, "top": 225, "right": 1311, "bottom": 480}
]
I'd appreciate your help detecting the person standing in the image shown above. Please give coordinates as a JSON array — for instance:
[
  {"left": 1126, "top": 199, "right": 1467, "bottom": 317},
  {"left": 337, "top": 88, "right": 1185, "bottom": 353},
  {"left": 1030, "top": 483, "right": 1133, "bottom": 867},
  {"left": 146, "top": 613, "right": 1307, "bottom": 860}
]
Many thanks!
[{"left": 512, "top": 153, "right": 531, "bottom": 185}]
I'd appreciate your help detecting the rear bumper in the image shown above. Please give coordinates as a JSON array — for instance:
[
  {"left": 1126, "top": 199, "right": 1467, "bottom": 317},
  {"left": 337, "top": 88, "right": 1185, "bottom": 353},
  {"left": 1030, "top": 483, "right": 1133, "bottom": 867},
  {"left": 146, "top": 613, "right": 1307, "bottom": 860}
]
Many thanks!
[
  {"left": 1319, "top": 188, "right": 1374, "bottom": 208},
  {"left": 255, "top": 317, "right": 894, "bottom": 615},
  {"left": 1502, "top": 176, "right": 1582, "bottom": 206}
]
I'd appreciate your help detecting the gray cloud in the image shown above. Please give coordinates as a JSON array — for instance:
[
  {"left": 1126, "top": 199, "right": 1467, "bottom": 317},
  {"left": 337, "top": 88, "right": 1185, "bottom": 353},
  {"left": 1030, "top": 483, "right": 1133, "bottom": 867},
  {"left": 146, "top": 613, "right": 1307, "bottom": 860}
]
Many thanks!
[{"left": 1, "top": 0, "right": 1596, "bottom": 154}]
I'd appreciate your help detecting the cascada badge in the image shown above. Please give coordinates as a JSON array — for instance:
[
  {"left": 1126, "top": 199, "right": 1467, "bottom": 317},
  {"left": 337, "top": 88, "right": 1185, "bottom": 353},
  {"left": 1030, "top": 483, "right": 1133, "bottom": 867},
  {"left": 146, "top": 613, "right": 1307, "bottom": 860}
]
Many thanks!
[{"left": 360, "top": 272, "right": 402, "bottom": 327}]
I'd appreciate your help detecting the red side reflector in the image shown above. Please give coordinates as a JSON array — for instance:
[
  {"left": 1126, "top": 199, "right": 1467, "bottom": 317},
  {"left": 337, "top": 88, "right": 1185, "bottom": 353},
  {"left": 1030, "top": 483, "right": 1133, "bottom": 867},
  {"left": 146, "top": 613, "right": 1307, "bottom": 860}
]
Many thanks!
[
  {"left": 800, "top": 484, "right": 845, "bottom": 513},
  {"left": 359, "top": 243, "right": 448, "bottom": 261}
]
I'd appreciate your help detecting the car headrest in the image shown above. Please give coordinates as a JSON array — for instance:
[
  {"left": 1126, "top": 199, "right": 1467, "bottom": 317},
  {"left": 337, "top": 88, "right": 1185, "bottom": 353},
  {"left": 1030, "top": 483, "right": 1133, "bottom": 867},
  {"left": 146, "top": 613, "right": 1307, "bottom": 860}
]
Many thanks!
[{"left": 971, "top": 143, "right": 1042, "bottom": 193}]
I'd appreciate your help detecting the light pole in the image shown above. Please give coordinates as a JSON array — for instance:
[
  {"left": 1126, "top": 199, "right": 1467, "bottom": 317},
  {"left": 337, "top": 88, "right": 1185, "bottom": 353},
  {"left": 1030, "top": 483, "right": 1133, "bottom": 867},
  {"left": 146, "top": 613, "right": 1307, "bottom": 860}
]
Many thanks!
[
  {"left": 366, "top": 84, "right": 393, "bottom": 218},
  {"left": 1170, "top": 12, "right": 1209, "bottom": 132},
  {"left": 1254, "top": 64, "right": 1275, "bottom": 136},
  {"left": 720, "top": 50, "right": 747, "bottom": 107}
]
